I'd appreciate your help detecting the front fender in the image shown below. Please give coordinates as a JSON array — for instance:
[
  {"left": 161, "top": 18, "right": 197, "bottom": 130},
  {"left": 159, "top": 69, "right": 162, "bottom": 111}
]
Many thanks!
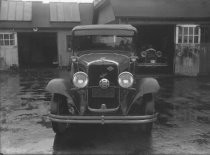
[
  {"left": 132, "top": 78, "right": 160, "bottom": 103},
  {"left": 46, "top": 78, "right": 71, "bottom": 98}
]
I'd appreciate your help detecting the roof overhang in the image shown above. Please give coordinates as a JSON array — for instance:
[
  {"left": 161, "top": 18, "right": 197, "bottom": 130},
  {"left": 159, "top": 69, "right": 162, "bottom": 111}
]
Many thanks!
[{"left": 95, "top": 0, "right": 210, "bottom": 24}]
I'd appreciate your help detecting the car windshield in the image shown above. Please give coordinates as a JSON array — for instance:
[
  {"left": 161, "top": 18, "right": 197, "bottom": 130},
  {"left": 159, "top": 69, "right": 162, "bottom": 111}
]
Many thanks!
[{"left": 73, "top": 35, "right": 134, "bottom": 52}]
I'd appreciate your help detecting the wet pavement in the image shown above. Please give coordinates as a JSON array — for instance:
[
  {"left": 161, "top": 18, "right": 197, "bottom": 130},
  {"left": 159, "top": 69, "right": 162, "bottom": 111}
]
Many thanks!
[{"left": 0, "top": 69, "right": 210, "bottom": 154}]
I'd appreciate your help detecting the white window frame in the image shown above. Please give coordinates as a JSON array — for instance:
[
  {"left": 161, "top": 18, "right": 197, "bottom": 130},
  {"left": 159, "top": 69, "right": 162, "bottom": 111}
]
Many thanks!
[
  {"left": 0, "top": 32, "right": 17, "bottom": 46},
  {"left": 176, "top": 24, "right": 201, "bottom": 44}
]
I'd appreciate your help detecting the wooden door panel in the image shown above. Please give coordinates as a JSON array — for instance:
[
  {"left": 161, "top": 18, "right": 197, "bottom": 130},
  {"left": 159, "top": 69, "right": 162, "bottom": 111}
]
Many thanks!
[{"left": 175, "top": 44, "right": 200, "bottom": 76}]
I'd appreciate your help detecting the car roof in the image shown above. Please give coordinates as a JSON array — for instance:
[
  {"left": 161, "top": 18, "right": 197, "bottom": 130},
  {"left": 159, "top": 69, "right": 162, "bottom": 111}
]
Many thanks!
[{"left": 72, "top": 24, "right": 137, "bottom": 32}]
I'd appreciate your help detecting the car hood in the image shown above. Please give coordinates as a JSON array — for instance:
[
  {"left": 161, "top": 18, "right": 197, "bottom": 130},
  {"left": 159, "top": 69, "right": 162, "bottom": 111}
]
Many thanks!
[{"left": 77, "top": 53, "right": 130, "bottom": 72}]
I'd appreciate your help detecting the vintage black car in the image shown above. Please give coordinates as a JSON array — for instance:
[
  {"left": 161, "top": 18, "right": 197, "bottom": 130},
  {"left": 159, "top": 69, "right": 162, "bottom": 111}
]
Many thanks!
[
  {"left": 46, "top": 25, "right": 160, "bottom": 134},
  {"left": 138, "top": 47, "right": 168, "bottom": 67}
]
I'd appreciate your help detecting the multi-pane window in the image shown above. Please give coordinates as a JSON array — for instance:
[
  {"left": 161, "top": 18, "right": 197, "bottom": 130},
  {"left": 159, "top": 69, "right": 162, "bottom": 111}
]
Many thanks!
[
  {"left": 176, "top": 25, "right": 201, "bottom": 44},
  {"left": 0, "top": 33, "right": 15, "bottom": 46}
]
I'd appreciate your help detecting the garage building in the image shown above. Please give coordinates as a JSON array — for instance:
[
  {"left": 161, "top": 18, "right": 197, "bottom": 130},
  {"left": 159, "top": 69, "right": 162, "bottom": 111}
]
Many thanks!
[
  {"left": 93, "top": 0, "right": 210, "bottom": 76},
  {"left": 0, "top": 0, "right": 93, "bottom": 69},
  {"left": 1, "top": 0, "right": 210, "bottom": 76}
]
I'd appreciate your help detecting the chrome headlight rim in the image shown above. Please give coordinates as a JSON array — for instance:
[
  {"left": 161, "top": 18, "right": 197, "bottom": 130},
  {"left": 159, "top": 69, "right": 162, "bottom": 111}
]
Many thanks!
[
  {"left": 141, "top": 51, "right": 147, "bottom": 57},
  {"left": 118, "top": 71, "right": 134, "bottom": 88},
  {"left": 156, "top": 51, "right": 162, "bottom": 57},
  {"left": 73, "top": 71, "right": 88, "bottom": 88}
]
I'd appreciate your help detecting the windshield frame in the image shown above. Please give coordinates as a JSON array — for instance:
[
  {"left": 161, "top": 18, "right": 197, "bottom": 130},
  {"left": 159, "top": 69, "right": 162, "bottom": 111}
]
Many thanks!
[{"left": 72, "top": 29, "right": 137, "bottom": 55}]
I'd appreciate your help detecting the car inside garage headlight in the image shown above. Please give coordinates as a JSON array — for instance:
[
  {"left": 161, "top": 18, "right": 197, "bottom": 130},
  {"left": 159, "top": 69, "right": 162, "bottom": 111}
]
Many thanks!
[
  {"left": 118, "top": 72, "right": 134, "bottom": 88},
  {"left": 73, "top": 72, "right": 88, "bottom": 88}
]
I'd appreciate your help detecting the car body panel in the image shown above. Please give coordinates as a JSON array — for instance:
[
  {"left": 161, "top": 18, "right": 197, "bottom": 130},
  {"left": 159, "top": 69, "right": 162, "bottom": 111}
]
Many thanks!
[
  {"left": 77, "top": 53, "right": 130, "bottom": 72},
  {"left": 46, "top": 78, "right": 71, "bottom": 99}
]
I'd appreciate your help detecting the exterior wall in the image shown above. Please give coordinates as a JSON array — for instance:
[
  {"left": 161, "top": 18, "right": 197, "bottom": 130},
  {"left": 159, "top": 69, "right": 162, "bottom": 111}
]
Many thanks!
[
  {"left": 57, "top": 31, "right": 72, "bottom": 67},
  {"left": 200, "top": 43, "right": 210, "bottom": 75},
  {"left": 79, "top": 3, "right": 94, "bottom": 25},
  {"left": 200, "top": 25, "right": 210, "bottom": 75},
  {"left": 97, "top": 3, "right": 115, "bottom": 24},
  {"left": 0, "top": 31, "right": 18, "bottom": 70}
]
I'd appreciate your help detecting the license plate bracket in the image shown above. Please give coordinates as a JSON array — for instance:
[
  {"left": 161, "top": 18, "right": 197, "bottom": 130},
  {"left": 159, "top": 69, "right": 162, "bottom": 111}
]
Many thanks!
[{"left": 92, "top": 88, "right": 115, "bottom": 98}]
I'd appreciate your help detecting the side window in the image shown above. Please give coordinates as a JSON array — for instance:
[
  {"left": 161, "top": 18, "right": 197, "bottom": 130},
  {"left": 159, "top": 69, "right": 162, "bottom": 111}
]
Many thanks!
[
  {"left": 66, "top": 35, "right": 72, "bottom": 51},
  {"left": 0, "top": 33, "right": 16, "bottom": 46},
  {"left": 176, "top": 25, "right": 201, "bottom": 44}
]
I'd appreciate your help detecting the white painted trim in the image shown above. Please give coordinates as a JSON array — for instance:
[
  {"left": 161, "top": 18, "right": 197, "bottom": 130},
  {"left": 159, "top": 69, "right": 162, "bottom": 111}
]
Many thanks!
[
  {"left": 175, "top": 26, "right": 179, "bottom": 44},
  {"left": 0, "top": 32, "right": 17, "bottom": 47},
  {"left": 175, "top": 24, "right": 201, "bottom": 44}
]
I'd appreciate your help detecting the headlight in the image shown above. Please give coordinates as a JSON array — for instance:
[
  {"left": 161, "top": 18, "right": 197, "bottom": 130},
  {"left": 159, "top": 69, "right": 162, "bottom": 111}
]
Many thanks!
[
  {"left": 156, "top": 51, "right": 162, "bottom": 57},
  {"left": 73, "top": 72, "right": 88, "bottom": 88},
  {"left": 141, "top": 51, "right": 147, "bottom": 57},
  {"left": 118, "top": 72, "right": 134, "bottom": 88}
]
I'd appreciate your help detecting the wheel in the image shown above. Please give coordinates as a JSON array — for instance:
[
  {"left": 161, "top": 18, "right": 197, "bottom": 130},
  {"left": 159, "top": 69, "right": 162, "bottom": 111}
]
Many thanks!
[
  {"left": 141, "top": 93, "right": 155, "bottom": 135},
  {"left": 128, "top": 93, "right": 155, "bottom": 135},
  {"left": 51, "top": 93, "right": 69, "bottom": 134}
]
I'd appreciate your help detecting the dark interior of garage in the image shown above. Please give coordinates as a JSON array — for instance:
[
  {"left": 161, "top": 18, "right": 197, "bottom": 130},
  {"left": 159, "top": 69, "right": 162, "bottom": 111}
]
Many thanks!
[
  {"left": 134, "top": 25, "right": 175, "bottom": 74},
  {"left": 18, "top": 32, "right": 58, "bottom": 68}
]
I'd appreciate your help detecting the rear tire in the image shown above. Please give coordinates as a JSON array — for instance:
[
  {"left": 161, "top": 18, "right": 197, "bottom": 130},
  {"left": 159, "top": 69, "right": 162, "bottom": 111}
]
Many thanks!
[{"left": 51, "top": 94, "right": 69, "bottom": 134}]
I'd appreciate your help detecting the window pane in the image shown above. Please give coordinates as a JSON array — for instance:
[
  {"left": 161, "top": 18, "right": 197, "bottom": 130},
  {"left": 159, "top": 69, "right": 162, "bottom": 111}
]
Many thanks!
[
  {"left": 178, "top": 35, "right": 182, "bottom": 43},
  {"left": 184, "top": 27, "right": 188, "bottom": 35},
  {"left": 0, "top": 40, "right": 4, "bottom": 45},
  {"left": 189, "top": 36, "right": 193, "bottom": 43},
  {"left": 10, "top": 40, "right": 14, "bottom": 45},
  {"left": 194, "top": 36, "right": 199, "bottom": 43},
  {"left": 178, "top": 27, "right": 183, "bottom": 35},
  {"left": 189, "top": 27, "right": 193, "bottom": 35},
  {"left": 4, "top": 40, "right": 9, "bottom": 45},
  {"left": 184, "top": 36, "right": 188, "bottom": 43},
  {"left": 4, "top": 34, "right": 9, "bottom": 39},
  {"left": 9, "top": 34, "right": 14, "bottom": 39},
  {"left": 0, "top": 34, "right": 3, "bottom": 40},
  {"left": 194, "top": 27, "right": 199, "bottom": 35}
]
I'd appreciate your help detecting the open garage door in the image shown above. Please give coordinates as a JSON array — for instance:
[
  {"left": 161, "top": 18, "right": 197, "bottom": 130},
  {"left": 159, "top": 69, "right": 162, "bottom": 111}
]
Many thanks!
[
  {"left": 135, "top": 25, "right": 175, "bottom": 74},
  {"left": 18, "top": 32, "right": 58, "bottom": 68}
]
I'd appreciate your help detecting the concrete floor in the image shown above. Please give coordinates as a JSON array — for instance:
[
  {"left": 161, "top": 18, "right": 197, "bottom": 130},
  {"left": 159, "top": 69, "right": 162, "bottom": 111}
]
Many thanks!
[{"left": 0, "top": 69, "right": 210, "bottom": 154}]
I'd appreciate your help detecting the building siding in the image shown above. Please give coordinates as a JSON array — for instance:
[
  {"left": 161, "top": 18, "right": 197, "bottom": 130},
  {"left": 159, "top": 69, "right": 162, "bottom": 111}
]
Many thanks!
[
  {"left": 50, "top": 2, "right": 80, "bottom": 22},
  {"left": 0, "top": 1, "right": 32, "bottom": 21},
  {"left": 57, "top": 31, "right": 72, "bottom": 67},
  {"left": 97, "top": 3, "right": 115, "bottom": 24},
  {"left": 200, "top": 44, "right": 210, "bottom": 75}
]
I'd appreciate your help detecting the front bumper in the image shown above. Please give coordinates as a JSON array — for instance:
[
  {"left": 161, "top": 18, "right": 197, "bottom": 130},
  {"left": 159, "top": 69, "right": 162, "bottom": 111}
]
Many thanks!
[{"left": 48, "top": 113, "right": 158, "bottom": 124}]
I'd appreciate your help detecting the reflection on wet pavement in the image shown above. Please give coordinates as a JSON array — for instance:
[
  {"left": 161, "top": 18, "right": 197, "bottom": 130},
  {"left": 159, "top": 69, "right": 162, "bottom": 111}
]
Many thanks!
[
  {"left": 53, "top": 125, "right": 152, "bottom": 155},
  {"left": 1, "top": 69, "right": 210, "bottom": 154}
]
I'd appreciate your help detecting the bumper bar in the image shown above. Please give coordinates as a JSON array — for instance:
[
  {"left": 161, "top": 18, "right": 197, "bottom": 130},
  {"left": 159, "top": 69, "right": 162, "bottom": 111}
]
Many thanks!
[{"left": 48, "top": 113, "right": 158, "bottom": 124}]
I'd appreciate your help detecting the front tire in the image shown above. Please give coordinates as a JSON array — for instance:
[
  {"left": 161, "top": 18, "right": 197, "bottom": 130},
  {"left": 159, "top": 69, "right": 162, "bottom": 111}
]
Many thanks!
[
  {"left": 129, "top": 93, "right": 155, "bottom": 135},
  {"left": 141, "top": 93, "right": 155, "bottom": 135},
  {"left": 51, "top": 93, "right": 69, "bottom": 134}
]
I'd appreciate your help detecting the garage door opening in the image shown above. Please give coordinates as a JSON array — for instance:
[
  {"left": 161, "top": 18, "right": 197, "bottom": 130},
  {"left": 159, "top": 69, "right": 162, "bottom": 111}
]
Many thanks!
[
  {"left": 18, "top": 32, "right": 58, "bottom": 68},
  {"left": 135, "top": 25, "right": 175, "bottom": 74}
]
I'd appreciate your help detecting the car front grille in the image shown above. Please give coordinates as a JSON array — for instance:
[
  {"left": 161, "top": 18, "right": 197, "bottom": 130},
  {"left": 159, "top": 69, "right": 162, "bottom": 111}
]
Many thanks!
[
  {"left": 87, "top": 63, "right": 119, "bottom": 110},
  {"left": 88, "top": 64, "right": 118, "bottom": 87},
  {"left": 146, "top": 50, "right": 156, "bottom": 61}
]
